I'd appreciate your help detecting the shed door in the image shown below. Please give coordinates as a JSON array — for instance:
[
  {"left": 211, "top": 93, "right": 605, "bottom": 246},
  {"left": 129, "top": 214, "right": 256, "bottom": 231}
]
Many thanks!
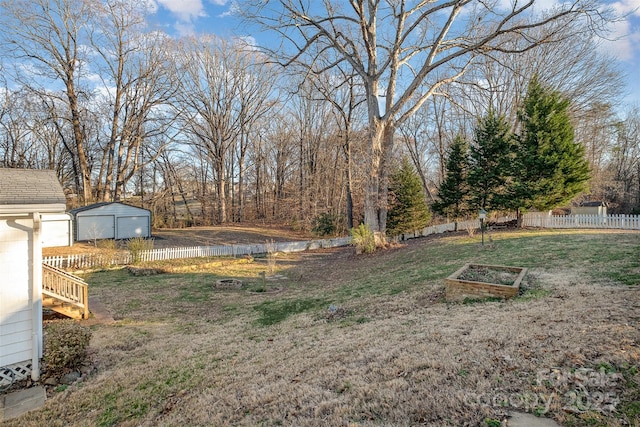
[
  {"left": 77, "top": 215, "right": 115, "bottom": 241},
  {"left": 116, "top": 216, "right": 149, "bottom": 239}
]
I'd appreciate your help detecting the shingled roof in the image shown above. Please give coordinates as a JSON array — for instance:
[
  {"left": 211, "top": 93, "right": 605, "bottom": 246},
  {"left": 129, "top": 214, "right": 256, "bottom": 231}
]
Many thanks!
[{"left": 0, "top": 168, "right": 66, "bottom": 209}]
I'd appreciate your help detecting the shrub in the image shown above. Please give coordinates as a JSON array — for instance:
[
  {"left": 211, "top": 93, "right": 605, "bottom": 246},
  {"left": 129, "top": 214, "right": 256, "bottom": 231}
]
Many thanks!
[
  {"left": 127, "top": 237, "right": 154, "bottom": 264},
  {"left": 43, "top": 320, "right": 92, "bottom": 374},
  {"left": 312, "top": 212, "right": 339, "bottom": 236},
  {"left": 350, "top": 224, "right": 376, "bottom": 254},
  {"left": 387, "top": 158, "right": 432, "bottom": 236}
]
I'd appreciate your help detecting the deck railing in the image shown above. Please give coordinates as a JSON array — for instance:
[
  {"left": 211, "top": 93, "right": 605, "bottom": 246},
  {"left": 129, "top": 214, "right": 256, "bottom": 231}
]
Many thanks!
[{"left": 42, "top": 263, "right": 89, "bottom": 319}]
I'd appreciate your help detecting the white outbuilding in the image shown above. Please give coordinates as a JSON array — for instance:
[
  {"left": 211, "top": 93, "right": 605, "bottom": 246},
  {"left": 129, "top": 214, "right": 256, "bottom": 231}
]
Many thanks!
[
  {"left": 0, "top": 168, "right": 66, "bottom": 384},
  {"left": 69, "top": 202, "right": 151, "bottom": 241},
  {"left": 571, "top": 201, "right": 608, "bottom": 216},
  {"left": 41, "top": 213, "right": 73, "bottom": 247}
]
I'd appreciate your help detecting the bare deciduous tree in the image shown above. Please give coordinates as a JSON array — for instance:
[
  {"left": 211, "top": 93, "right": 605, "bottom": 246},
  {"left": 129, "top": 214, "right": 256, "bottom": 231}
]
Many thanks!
[
  {"left": 244, "top": 0, "right": 613, "bottom": 242},
  {"left": 606, "top": 107, "right": 640, "bottom": 211},
  {"left": 308, "top": 63, "right": 367, "bottom": 229},
  {"left": 91, "top": 0, "right": 178, "bottom": 202},
  {"left": 176, "top": 36, "right": 275, "bottom": 224},
  {"left": 1, "top": 0, "right": 95, "bottom": 201}
]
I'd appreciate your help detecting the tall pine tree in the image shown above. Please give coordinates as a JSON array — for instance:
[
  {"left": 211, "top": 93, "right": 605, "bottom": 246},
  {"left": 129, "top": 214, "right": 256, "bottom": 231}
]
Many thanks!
[
  {"left": 467, "top": 111, "right": 514, "bottom": 212},
  {"left": 387, "top": 158, "right": 432, "bottom": 236},
  {"left": 433, "top": 135, "right": 470, "bottom": 229},
  {"left": 510, "top": 77, "right": 590, "bottom": 222}
]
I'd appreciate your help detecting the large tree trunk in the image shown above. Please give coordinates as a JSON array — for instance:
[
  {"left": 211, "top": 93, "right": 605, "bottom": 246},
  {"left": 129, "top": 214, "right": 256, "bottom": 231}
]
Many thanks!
[
  {"left": 217, "top": 161, "right": 227, "bottom": 223},
  {"left": 66, "top": 81, "right": 92, "bottom": 203},
  {"left": 364, "top": 122, "right": 395, "bottom": 245},
  {"left": 344, "top": 138, "right": 354, "bottom": 230}
]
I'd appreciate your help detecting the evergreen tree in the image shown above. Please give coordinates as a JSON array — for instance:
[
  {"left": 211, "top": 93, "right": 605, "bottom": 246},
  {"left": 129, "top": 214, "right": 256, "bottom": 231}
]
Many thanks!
[
  {"left": 510, "top": 77, "right": 590, "bottom": 221},
  {"left": 387, "top": 158, "right": 432, "bottom": 236},
  {"left": 433, "top": 135, "right": 470, "bottom": 226},
  {"left": 467, "top": 111, "right": 514, "bottom": 211}
]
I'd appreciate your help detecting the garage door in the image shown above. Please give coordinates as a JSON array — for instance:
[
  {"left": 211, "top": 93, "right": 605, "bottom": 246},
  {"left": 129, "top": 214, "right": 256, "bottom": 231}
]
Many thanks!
[
  {"left": 77, "top": 216, "right": 115, "bottom": 241},
  {"left": 116, "top": 216, "right": 149, "bottom": 239}
]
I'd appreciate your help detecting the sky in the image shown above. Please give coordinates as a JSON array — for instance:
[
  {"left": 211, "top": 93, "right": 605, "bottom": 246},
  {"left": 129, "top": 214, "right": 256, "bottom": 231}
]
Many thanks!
[{"left": 148, "top": 0, "right": 640, "bottom": 107}]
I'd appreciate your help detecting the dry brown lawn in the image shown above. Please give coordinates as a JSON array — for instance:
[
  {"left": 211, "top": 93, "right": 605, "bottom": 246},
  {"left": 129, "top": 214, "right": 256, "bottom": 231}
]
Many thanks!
[{"left": 9, "top": 229, "right": 640, "bottom": 426}]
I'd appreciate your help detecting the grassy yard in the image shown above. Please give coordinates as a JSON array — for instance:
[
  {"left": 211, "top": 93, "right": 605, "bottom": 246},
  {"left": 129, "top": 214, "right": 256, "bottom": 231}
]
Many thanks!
[{"left": 8, "top": 229, "right": 640, "bottom": 426}]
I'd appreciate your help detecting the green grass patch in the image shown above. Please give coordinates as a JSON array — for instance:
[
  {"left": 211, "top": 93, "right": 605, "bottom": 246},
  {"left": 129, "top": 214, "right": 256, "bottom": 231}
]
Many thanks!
[
  {"left": 253, "top": 297, "right": 329, "bottom": 326},
  {"left": 461, "top": 296, "right": 504, "bottom": 305},
  {"left": 603, "top": 271, "right": 640, "bottom": 286}
]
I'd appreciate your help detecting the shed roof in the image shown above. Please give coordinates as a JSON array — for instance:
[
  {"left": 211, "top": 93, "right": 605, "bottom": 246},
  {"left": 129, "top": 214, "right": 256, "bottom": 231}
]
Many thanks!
[
  {"left": 579, "top": 201, "right": 607, "bottom": 207},
  {"left": 0, "top": 169, "right": 66, "bottom": 210},
  {"left": 69, "top": 201, "right": 150, "bottom": 215}
]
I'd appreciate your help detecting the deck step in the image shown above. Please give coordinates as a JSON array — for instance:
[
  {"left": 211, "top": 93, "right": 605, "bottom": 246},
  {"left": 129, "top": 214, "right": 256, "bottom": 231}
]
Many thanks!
[
  {"left": 43, "top": 297, "right": 86, "bottom": 320},
  {"left": 42, "top": 263, "right": 89, "bottom": 320}
]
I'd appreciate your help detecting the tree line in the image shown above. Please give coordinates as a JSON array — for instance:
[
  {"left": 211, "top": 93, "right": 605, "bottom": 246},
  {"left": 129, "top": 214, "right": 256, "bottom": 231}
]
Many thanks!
[
  {"left": 434, "top": 76, "right": 590, "bottom": 226},
  {"left": 0, "top": 0, "right": 638, "bottom": 238}
]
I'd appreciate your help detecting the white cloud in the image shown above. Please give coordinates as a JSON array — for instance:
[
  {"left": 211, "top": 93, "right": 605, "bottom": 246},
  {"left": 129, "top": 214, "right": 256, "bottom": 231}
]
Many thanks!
[
  {"left": 85, "top": 73, "right": 103, "bottom": 84},
  {"left": 209, "top": 0, "right": 228, "bottom": 5},
  {"left": 217, "top": 1, "right": 237, "bottom": 18},
  {"left": 597, "top": 0, "right": 640, "bottom": 61},
  {"left": 233, "top": 35, "right": 257, "bottom": 49},
  {"left": 156, "top": 0, "right": 207, "bottom": 22},
  {"left": 495, "top": 0, "right": 564, "bottom": 13},
  {"left": 599, "top": 19, "right": 640, "bottom": 61},
  {"left": 175, "top": 21, "right": 197, "bottom": 37},
  {"left": 609, "top": 0, "right": 640, "bottom": 16}
]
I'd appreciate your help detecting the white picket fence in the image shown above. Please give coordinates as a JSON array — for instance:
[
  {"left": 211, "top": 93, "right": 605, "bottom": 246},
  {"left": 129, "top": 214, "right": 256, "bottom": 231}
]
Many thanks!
[
  {"left": 43, "top": 237, "right": 352, "bottom": 270},
  {"left": 398, "top": 220, "right": 479, "bottom": 240},
  {"left": 43, "top": 215, "right": 640, "bottom": 270},
  {"left": 41, "top": 220, "right": 503, "bottom": 270},
  {"left": 522, "top": 214, "right": 640, "bottom": 230}
]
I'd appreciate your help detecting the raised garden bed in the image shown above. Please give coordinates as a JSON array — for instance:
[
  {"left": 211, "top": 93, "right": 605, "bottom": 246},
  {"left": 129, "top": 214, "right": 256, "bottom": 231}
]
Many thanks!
[
  {"left": 445, "top": 263, "right": 527, "bottom": 302},
  {"left": 215, "top": 279, "right": 243, "bottom": 289}
]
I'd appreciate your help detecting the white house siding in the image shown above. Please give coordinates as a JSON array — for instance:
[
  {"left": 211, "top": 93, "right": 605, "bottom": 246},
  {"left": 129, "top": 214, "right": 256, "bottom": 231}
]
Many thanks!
[{"left": 0, "top": 217, "right": 33, "bottom": 367}]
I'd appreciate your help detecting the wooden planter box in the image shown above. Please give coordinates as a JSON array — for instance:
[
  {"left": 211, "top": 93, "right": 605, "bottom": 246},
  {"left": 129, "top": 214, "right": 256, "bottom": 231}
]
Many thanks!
[{"left": 445, "top": 263, "right": 527, "bottom": 302}]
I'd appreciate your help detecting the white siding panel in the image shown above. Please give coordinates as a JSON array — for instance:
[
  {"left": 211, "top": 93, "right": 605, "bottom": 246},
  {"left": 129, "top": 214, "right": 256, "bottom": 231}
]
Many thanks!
[
  {"left": 0, "top": 340, "right": 32, "bottom": 366},
  {"left": 116, "top": 216, "right": 149, "bottom": 239},
  {"left": 77, "top": 215, "right": 115, "bottom": 240},
  {"left": 0, "top": 309, "right": 30, "bottom": 325},
  {"left": 0, "top": 225, "right": 28, "bottom": 241},
  {"left": 0, "top": 314, "right": 31, "bottom": 335},
  {"left": 0, "top": 291, "right": 29, "bottom": 315},
  {"left": 1, "top": 328, "right": 32, "bottom": 345},
  {"left": 0, "top": 217, "right": 33, "bottom": 367}
]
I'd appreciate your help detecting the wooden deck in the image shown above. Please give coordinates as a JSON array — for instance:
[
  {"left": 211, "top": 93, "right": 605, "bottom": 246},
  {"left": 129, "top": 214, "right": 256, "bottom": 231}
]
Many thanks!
[{"left": 42, "top": 264, "right": 89, "bottom": 320}]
